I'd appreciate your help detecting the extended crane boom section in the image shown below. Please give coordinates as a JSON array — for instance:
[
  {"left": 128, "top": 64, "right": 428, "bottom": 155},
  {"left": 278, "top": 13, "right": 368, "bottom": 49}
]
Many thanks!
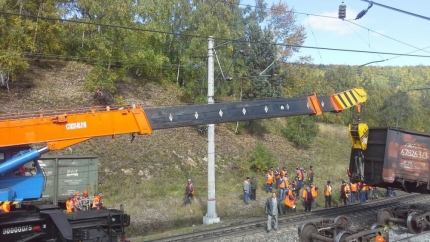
[
  {"left": 0, "top": 105, "right": 153, "bottom": 150},
  {"left": 146, "top": 93, "right": 322, "bottom": 130}
]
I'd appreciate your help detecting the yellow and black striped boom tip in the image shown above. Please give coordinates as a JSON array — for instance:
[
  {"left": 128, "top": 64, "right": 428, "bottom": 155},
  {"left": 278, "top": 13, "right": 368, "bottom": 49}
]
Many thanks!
[
  {"left": 0, "top": 201, "right": 20, "bottom": 205},
  {"left": 331, "top": 87, "right": 367, "bottom": 111}
]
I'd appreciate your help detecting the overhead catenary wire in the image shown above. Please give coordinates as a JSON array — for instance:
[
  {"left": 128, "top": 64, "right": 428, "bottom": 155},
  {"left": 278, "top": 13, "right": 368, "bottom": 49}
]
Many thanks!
[
  {"left": 1, "top": 11, "right": 430, "bottom": 60},
  {"left": 342, "top": 21, "right": 385, "bottom": 62},
  {"left": 345, "top": 20, "right": 430, "bottom": 55},
  {"left": 214, "top": 1, "right": 430, "bottom": 59},
  {"left": 307, "top": 15, "right": 323, "bottom": 64}
]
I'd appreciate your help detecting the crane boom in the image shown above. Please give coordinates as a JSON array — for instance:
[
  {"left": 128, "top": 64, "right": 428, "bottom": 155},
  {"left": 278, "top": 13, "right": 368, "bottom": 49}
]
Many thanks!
[
  {"left": 0, "top": 87, "right": 367, "bottom": 150},
  {"left": 0, "top": 87, "right": 366, "bottom": 202}
]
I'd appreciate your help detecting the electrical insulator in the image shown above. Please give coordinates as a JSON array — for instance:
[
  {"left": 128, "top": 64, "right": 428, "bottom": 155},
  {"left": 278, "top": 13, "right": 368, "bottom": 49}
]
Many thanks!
[{"left": 338, "top": 2, "right": 346, "bottom": 20}]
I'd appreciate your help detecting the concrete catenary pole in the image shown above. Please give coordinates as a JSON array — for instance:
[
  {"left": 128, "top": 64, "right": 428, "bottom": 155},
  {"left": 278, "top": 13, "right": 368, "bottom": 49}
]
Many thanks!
[{"left": 203, "top": 36, "right": 220, "bottom": 225}]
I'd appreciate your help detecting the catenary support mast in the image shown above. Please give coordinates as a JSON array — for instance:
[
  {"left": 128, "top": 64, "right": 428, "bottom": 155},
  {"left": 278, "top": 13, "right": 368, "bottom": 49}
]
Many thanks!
[{"left": 203, "top": 36, "right": 220, "bottom": 225}]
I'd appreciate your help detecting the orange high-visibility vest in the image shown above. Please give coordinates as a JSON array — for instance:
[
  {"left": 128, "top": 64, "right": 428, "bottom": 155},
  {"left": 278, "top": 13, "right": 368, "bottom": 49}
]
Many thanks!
[
  {"left": 311, "top": 186, "right": 317, "bottom": 198},
  {"left": 284, "top": 195, "right": 296, "bottom": 208},
  {"left": 0, "top": 203, "right": 10, "bottom": 213},
  {"left": 66, "top": 200, "right": 74, "bottom": 213},
  {"left": 362, "top": 186, "right": 368, "bottom": 191},
  {"left": 375, "top": 235, "right": 386, "bottom": 242},
  {"left": 325, "top": 184, "right": 332, "bottom": 196},
  {"left": 350, "top": 183, "right": 357, "bottom": 192},
  {"left": 186, "top": 183, "right": 195, "bottom": 195},
  {"left": 298, "top": 170, "right": 303, "bottom": 180},
  {"left": 279, "top": 178, "right": 289, "bottom": 188},
  {"left": 266, "top": 174, "right": 273, "bottom": 184},
  {"left": 92, "top": 196, "right": 101, "bottom": 209},
  {"left": 345, "top": 184, "right": 350, "bottom": 193},
  {"left": 275, "top": 171, "right": 281, "bottom": 180},
  {"left": 302, "top": 189, "right": 309, "bottom": 199},
  {"left": 281, "top": 170, "right": 287, "bottom": 177}
]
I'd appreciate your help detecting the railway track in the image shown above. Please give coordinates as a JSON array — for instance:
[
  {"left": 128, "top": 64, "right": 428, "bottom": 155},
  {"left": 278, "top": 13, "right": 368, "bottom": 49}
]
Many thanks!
[{"left": 148, "top": 193, "right": 430, "bottom": 242}]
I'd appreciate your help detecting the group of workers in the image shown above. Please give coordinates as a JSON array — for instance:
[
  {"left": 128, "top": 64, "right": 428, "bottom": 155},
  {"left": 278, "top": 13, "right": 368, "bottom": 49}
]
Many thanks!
[
  {"left": 338, "top": 180, "right": 387, "bottom": 206},
  {"left": 263, "top": 166, "right": 317, "bottom": 214},
  {"left": 66, "top": 189, "right": 103, "bottom": 213}
]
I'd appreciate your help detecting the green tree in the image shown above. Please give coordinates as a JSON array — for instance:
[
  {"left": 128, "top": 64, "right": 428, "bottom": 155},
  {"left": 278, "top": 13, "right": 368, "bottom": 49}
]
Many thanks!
[
  {"left": 281, "top": 116, "right": 319, "bottom": 149},
  {"left": 0, "top": 0, "right": 62, "bottom": 81},
  {"left": 249, "top": 143, "right": 276, "bottom": 172}
]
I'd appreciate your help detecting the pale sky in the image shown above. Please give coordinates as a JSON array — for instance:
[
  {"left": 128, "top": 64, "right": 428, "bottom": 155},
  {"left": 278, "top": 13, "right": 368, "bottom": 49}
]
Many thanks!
[{"left": 241, "top": 0, "right": 430, "bottom": 66}]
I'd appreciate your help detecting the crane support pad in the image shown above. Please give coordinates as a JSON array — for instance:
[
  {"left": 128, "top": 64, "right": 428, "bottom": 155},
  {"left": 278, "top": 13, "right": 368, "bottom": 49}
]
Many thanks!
[{"left": 146, "top": 96, "right": 322, "bottom": 130}]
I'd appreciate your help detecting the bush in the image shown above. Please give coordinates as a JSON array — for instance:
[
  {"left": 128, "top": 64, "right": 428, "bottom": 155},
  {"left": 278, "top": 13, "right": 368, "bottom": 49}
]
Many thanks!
[
  {"left": 249, "top": 143, "right": 276, "bottom": 172},
  {"left": 281, "top": 116, "right": 319, "bottom": 149}
]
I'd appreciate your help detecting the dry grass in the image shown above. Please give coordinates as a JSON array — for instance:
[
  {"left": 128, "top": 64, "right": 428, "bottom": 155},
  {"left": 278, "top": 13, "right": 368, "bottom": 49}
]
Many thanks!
[{"left": 0, "top": 61, "right": 357, "bottom": 239}]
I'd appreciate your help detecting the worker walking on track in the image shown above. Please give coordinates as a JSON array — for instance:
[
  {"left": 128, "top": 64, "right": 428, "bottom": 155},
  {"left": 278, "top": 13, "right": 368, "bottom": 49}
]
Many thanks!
[
  {"left": 183, "top": 179, "right": 195, "bottom": 206},
  {"left": 265, "top": 192, "right": 282, "bottom": 232}
]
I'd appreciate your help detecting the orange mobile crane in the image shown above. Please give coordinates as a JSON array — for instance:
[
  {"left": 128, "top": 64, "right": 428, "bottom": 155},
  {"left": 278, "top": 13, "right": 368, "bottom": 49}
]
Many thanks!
[{"left": 0, "top": 88, "right": 366, "bottom": 241}]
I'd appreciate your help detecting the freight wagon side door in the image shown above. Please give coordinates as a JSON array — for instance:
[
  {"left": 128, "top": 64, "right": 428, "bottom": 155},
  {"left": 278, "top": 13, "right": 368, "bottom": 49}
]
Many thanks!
[
  {"left": 384, "top": 129, "right": 430, "bottom": 190},
  {"left": 57, "top": 156, "right": 98, "bottom": 203}
]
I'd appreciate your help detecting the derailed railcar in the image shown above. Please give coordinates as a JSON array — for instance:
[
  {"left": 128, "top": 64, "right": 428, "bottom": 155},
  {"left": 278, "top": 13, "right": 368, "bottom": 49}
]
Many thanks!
[{"left": 349, "top": 127, "right": 430, "bottom": 194}]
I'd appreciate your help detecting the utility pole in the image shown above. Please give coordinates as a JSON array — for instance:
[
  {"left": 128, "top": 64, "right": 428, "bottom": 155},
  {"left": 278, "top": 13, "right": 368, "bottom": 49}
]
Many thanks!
[{"left": 203, "top": 36, "right": 220, "bottom": 225}]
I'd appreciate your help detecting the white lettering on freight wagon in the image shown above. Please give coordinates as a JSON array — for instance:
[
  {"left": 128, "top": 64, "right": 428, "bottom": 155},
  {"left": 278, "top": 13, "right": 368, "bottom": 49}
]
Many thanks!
[
  {"left": 66, "top": 169, "right": 78, "bottom": 177},
  {"left": 66, "top": 122, "right": 87, "bottom": 130}
]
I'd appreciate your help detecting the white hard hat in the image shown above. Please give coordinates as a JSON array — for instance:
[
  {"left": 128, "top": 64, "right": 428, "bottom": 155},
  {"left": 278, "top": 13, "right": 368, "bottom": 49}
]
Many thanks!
[{"left": 188, "top": 179, "right": 191, "bottom": 182}]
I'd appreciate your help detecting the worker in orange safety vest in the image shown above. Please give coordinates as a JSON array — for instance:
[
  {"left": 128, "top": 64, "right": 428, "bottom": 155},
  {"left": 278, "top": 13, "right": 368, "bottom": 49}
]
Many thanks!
[
  {"left": 310, "top": 184, "right": 318, "bottom": 209},
  {"left": 266, "top": 169, "right": 274, "bottom": 193},
  {"left": 274, "top": 169, "right": 281, "bottom": 189},
  {"left": 350, "top": 182, "right": 358, "bottom": 203},
  {"left": 81, "top": 189, "right": 90, "bottom": 211},
  {"left": 0, "top": 203, "right": 10, "bottom": 213},
  {"left": 66, "top": 195, "right": 74, "bottom": 213},
  {"left": 302, "top": 186, "right": 313, "bottom": 212},
  {"left": 73, "top": 191, "right": 82, "bottom": 212},
  {"left": 283, "top": 194, "right": 296, "bottom": 214},
  {"left": 324, "top": 180, "right": 332, "bottom": 208},
  {"left": 361, "top": 184, "right": 368, "bottom": 202},
  {"left": 278, "top": 175, "right": 289, "bottom": 200},
  {"left": 340, "top": 181, "right": 349, "bottom": 206},
  {"left": 92, "top": 194, "right": 103, "bottom": 210},
  {"left": 280, "top": 167, "right": 287, "bottom": 178}
]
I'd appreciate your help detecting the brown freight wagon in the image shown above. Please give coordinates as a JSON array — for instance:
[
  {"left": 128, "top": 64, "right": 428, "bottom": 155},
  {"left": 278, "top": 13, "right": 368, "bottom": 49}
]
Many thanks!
[{"left": 349, "top": 127, "right": 430, "bottom": 194}]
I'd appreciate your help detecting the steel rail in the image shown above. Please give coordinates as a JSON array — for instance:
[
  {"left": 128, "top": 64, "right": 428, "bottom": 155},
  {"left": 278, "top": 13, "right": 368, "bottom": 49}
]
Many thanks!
[{"left": 147, "top": 193, "right": 426, "bottom": 242}]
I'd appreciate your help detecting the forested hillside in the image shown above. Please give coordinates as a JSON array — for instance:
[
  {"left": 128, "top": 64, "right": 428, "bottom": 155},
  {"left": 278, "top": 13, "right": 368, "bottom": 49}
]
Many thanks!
[{"left": 2, "top": 1, "right": 430, "bottom": 134}]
